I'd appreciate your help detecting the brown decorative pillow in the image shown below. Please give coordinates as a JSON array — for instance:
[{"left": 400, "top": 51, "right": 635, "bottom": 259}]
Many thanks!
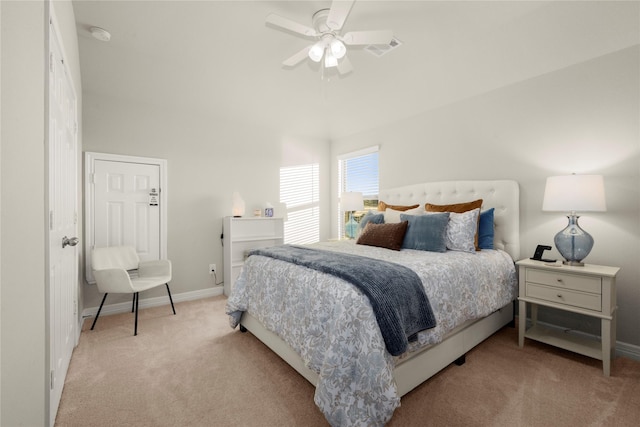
[
  {"left": 377, "top": 201, "right": 420, "bottom": 212},
  {"left": 425, "top": 199, "right": 483, "bottom": 250},
  {"left": 356, "top": 221, "right": 408, "bottom": 251}
]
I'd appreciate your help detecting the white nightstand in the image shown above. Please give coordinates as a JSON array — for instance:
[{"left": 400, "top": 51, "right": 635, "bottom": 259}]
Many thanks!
[
  {"left": 223, "top": 216, "right": 284, "bottom": 296},
  {"left": 516, "top": 258, "right": 620, "bottom": 376}
]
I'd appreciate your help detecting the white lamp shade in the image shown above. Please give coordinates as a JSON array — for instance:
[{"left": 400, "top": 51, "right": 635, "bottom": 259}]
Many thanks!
[
  {"left": 341, "top": 192, "right": 364, "bottom": 211},
  {"left": 231, "top": 191, "right": 245, "bottom": 216},
  {"left": 324, "top": 51, "right": 338, "bottom": 68},
  {"left": 308, "top": 41, "right": 324, "bottom": 62},
  {"left": 542, "top": 175, "right": 606, "bottom": 212},
  {"left": 330, "top": 39, "right": 346, "bottom": 59}
]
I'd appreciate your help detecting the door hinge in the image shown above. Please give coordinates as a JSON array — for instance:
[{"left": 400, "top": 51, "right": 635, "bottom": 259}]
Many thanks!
[
  {"left": 49, "top": 211, "right": 54, "bottom": 231},
  {"left": 50, "top": 370, "right": 55, "bottom": 390},
  {"left": 90, "top": 173, "right": 95, "bottom": 184},
  {"left": 49, "top": 52, "right": 54, "bottom": 73}
]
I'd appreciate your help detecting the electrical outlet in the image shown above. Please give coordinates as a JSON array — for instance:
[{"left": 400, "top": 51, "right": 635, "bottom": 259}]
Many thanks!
[{"left": 209, "top": 263, "right": 216, "bottom": 275}]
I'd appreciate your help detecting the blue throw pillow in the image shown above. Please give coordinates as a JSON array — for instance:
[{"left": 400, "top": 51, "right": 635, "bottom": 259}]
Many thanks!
[
  {"left": 400, "top": 212, "right": 449, "bottom": 252},
  {"left": 359, "top": 211, "right": 384, "bottom": 233},
  {"left": 478, "top": 208, "right": 495, "bottom": 249}
]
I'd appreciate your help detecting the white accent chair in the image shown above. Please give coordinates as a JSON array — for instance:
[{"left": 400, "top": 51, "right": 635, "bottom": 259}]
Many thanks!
[{"left": 91, "top": 246, "right": 175, "bottom": 335}]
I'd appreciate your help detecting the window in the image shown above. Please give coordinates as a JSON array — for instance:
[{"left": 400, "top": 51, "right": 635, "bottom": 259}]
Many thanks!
[
  {"left": 337, "top": 146, "right": 379, "bottom": 238},
  {"left": 280, "top": 163, "right": 320, "bottom": 244}
]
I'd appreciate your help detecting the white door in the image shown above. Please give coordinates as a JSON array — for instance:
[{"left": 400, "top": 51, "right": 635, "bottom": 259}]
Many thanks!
[
  {"left": 86, "top": 154, "right": 166, "bottom": 282},
  {"left": 48, "top": 17, "right": 78, "bottom": 426}
]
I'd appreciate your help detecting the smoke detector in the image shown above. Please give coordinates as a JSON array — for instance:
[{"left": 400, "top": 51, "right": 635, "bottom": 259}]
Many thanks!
[{"left": 90, "top": 27, "right": 111, "bottom": 42}]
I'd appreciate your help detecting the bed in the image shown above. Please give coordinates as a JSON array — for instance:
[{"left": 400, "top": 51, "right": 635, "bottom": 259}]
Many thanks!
[{"left": 226, "top": 180, "right": 520, "bottom": 426}]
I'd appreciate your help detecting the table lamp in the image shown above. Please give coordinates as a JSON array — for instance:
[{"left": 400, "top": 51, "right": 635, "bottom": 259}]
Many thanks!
[
  {"left": 542, "top": 174, "right": 606, "bottom": 266},
  {"left": 341, "top": 192, "right": 364, "bottom": 239},
  {"left": 232, "top": 192, "right": 245, "bottom": 217}
]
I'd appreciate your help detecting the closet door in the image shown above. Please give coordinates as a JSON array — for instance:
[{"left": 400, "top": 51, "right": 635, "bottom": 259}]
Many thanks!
[
  {"left": 48, "top": 16, "right": 78, "bottom": 426},
  {"left": 85, "top": 153, "right": 167, "bottom": 283}
]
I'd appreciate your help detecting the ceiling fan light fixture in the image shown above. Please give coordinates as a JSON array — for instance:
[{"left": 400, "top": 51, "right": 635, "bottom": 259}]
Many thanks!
[
  {"left": 324, "top": 51, "right": 338, "bottom": 68},
  {"left": 308, "top": 41, "right": 325, "bottom": 62},
  {"left": 267, "top": 2, "right": 393, "bottom": 75},
  {"left": 330, "top": 39, "right": 346, "bottom": 59}
]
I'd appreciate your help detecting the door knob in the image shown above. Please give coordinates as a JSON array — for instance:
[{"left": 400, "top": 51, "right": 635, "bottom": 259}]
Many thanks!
[{"left": 62, "top": 236, "right": 79, "bottom": 248}]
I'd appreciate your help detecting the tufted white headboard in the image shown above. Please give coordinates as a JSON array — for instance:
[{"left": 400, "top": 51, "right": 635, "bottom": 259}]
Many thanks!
[{"left": 379, "top": 180, "right": 520, "bottom": 260}]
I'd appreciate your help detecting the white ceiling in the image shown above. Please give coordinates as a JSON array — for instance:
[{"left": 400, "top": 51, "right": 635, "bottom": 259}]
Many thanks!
[{"left": 72, "top": 0, "right": 640, "bottom": 140}]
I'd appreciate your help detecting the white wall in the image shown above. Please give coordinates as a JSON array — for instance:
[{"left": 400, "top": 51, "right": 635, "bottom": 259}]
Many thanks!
[
  {"left": 1, "top": 2, "right": 47, "bottom": 424},
  {"left": 332, "top": 47, "right": 640, "bottom": 348},
  {"left": 1, "top": 2, "right": 3, "bottom": 421},
  {"left": 81, "top": 94, "right": 331, "bottom": 308},
  {"left": 0, "top": 0, "right": 82, "bottom": 424}
]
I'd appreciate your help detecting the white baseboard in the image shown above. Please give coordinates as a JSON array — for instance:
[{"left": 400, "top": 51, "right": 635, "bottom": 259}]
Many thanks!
[
  {"left": 616, "top": 340, "right": 640, "bottom": 361},
  {"left": 81, "top": 285, "right": 224, "bottom": 319},
  {"left": 520, "top": 317, "right": 640, "bottom": 362}
]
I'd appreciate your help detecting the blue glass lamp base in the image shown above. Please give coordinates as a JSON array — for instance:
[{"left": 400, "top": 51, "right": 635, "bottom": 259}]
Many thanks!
[
  {"left": 554, "top": 214, "right": 594, "bottom": 266},
  {"left": 345, "top": 214, "right": 358, "bottom": 239}
]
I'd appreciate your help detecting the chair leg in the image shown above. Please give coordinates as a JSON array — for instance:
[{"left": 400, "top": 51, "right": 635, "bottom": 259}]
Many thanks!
[
  {"left": 131, "top": 294, "right": 136, "bottom": 313},
  {"left": 134, "top": 292, "right": 139, "bottom": 336},
  {"left": 91, "top": 293, "right": 109, "bottom": 330},
  {"left": 166, "top": 283, "right": 176, "bottom": 315}
]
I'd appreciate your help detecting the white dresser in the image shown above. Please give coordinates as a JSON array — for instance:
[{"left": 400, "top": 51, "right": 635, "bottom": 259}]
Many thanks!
[
  {"left": 223, "top": 216, "right": 284, "bottom": 296},
  {"left": 516, "top": 258, "right": 620, "bottom": 376}
]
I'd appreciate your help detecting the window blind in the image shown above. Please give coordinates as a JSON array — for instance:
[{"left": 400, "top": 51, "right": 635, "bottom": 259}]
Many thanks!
[{"left": 280, "top": 163, "right": 320, "bottom": 244}]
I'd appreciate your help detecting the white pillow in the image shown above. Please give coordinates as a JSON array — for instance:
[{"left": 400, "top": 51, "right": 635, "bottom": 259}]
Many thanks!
[
  {"left": 446, "top": 208, "right": 480, "bottom": 253},
  {"left": 383, "top": 206, "right": 425, "bottom": 223}
]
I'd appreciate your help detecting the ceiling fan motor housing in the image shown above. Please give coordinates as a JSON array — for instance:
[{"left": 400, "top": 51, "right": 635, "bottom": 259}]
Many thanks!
[{"left": 312, "top": 9, "right": 332, "bottom": 34}]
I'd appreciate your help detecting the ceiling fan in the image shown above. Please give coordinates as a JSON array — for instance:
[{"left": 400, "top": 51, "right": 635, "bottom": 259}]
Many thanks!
[{"left": 266, "top": 0, "right": 394, "bottom": 75}]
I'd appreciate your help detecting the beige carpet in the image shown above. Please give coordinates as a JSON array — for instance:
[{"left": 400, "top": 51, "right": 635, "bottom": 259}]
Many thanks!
[{"left": 56, "top": 296, "right": 640, "bottom": 426}]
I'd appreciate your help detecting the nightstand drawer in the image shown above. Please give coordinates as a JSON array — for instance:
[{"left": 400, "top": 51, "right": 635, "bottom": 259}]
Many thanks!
[
  {"left": 526, "top": 283, "right": 602, "bottom": 311},
  {"left": 526, "top": 269, "right": 601, "bottom": 294}
]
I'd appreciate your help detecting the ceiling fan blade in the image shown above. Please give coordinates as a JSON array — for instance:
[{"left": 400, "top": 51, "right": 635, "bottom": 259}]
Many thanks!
[
  {"left": 341, "top": 30, "right": 394, "bottom": 46},
  {"left": 337, "top": 55, "right": 354, "bottom": 75},
  {"left": 266, "top": 13, "right": 317, "bottom": 38},
  {"left": 282, "top": 45, "right": 311, "bottom": 67},
  {"left": 326, "top": 0, "right": 355, "bottom": 31}
]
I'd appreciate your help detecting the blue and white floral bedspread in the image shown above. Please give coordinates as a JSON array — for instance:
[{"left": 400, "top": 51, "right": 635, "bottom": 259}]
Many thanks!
[{"left": 225, "top": 241, "right": 517, "bottom": 427}]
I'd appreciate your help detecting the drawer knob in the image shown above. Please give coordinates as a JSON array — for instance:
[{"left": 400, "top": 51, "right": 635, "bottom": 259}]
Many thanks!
[
  {"left": 557, "top": 294, "right": 563, "bottom": 298},
  {"left": 556, "top": 278, "right": 563, "bottom": 282}
]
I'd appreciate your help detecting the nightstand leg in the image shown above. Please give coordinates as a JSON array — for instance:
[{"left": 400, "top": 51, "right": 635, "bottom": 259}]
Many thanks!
[
  {"left": 601, "top": 317, "right": 612, "bottom": 377},
  {"left": 518, "top": 300, "right": 526, "bottom": 348},
  {"left": 611, "top": 313, "right": 617, "bottom": 361}
]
